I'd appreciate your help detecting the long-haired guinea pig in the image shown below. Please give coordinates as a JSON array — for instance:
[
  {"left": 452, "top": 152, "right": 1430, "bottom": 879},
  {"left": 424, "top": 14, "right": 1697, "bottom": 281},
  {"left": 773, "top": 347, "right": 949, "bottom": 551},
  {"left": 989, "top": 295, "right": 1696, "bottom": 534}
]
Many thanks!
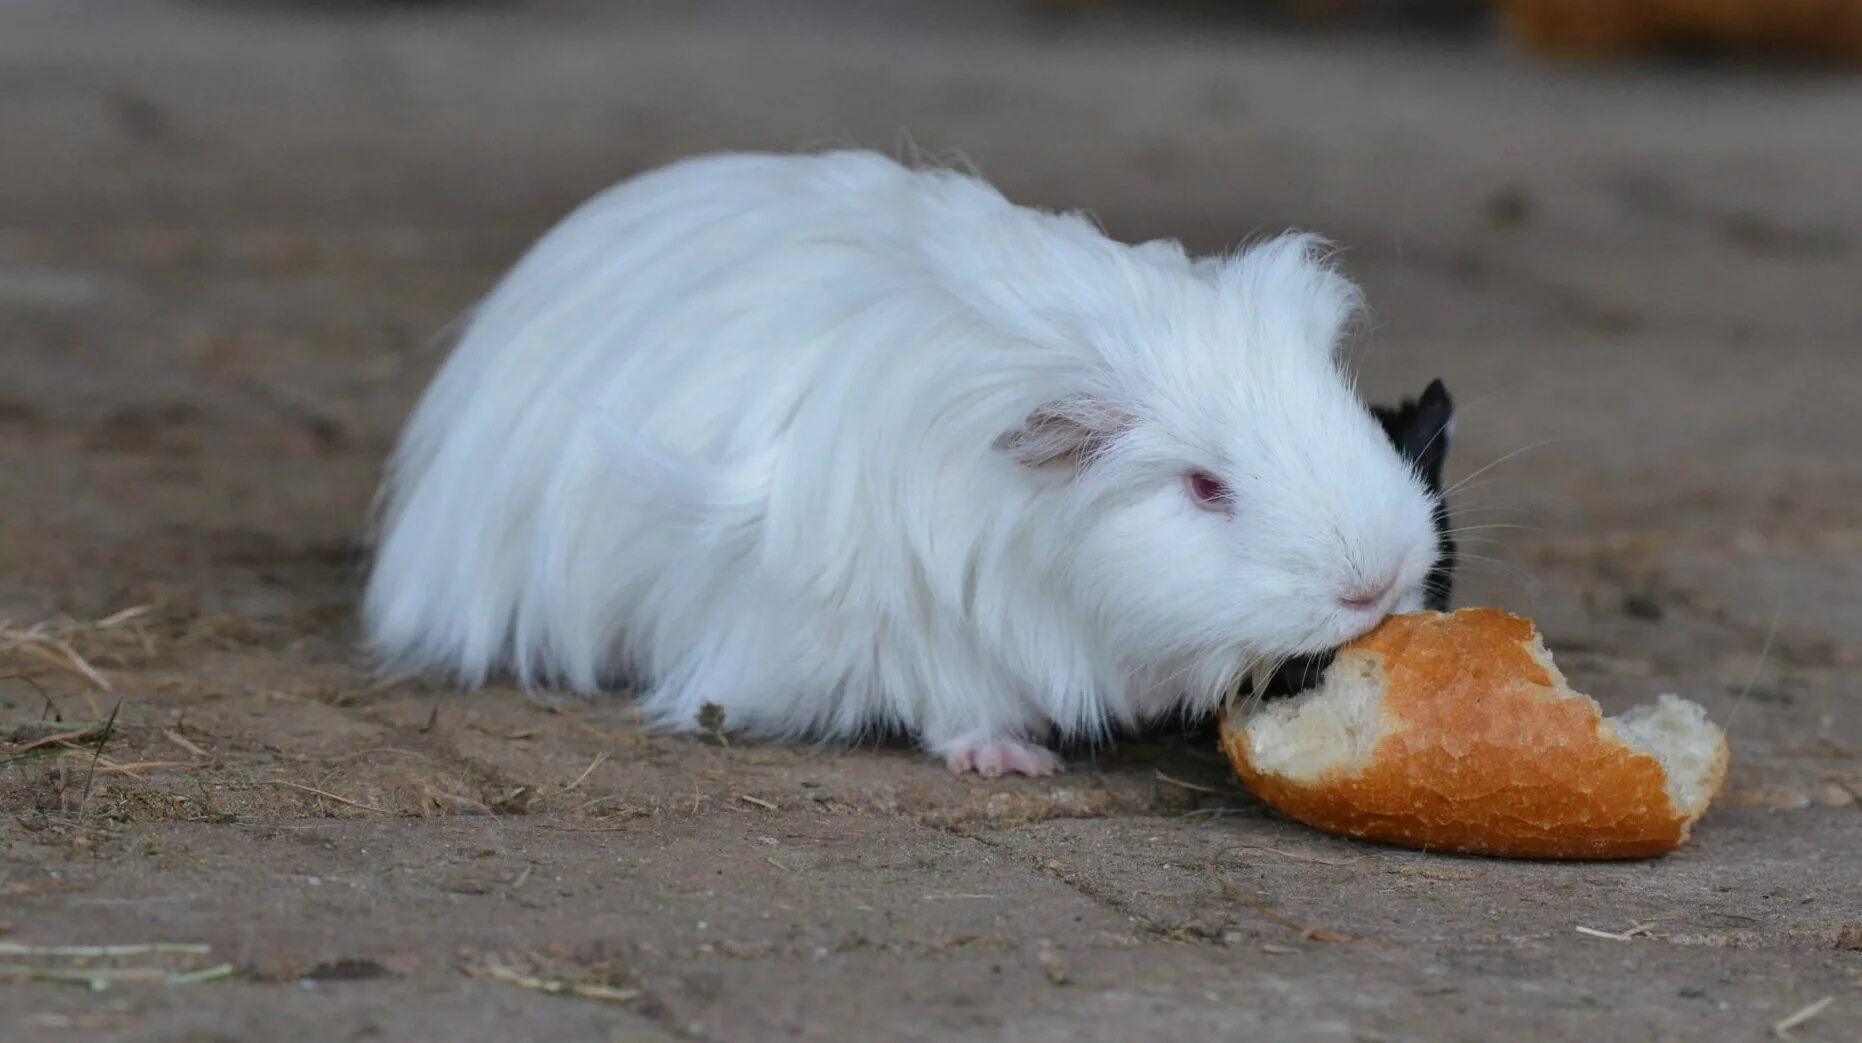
[{"left": 363, "top": 149, "right": 1450, "bottom": 777}]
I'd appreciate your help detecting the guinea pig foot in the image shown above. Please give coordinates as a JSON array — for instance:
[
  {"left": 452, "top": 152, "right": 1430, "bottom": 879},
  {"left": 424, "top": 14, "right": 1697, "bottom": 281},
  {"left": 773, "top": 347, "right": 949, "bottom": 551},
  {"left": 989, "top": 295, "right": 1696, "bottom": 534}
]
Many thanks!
[{"left": 944, "top": 739, "right": 1064, "bottom": 778}]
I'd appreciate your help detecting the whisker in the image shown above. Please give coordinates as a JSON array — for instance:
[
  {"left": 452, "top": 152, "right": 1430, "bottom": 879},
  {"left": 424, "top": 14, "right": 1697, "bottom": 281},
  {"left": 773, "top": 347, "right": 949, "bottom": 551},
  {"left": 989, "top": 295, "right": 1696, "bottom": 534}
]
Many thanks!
[
  {"left": 1452, "top": 553, "right": 1543, "bottom": 593},
  {"left": 1723, "top": 597, "right": 1782, "bottom": 733},
  {"left": 1448, "top": 537, "right": 1516, "bottom": 551},
  {"left": 1457, "top": 572, "right": 1538, "bottom": 595},
  {"left": 1441, "top": 474, "right": 1531, "bottom": 501},
  {"left": 1442, "top": 440, "right": 1552, "bottom": 500},
  {"left": 1442, "top": 504, "right": 1536, "bottom": 516},
  {"left": 1443, "top": 523, "right": 1550, "bottom": 537},
  {"left": 1403, "top": 410, "right": 1455, "bottom": 478},
  {"left": 1154, "top": 643, "right": 1253, "bottom": 709},
  {"left": 1454, "top": 550, "right": 1531, "bottom": 570}
]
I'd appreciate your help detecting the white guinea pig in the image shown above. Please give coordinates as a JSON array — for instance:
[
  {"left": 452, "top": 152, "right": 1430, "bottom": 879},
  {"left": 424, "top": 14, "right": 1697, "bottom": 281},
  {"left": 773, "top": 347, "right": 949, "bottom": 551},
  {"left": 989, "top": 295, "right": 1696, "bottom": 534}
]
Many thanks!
[{"left": 362, "top": 149, "right": 1445, "bottom": 777}]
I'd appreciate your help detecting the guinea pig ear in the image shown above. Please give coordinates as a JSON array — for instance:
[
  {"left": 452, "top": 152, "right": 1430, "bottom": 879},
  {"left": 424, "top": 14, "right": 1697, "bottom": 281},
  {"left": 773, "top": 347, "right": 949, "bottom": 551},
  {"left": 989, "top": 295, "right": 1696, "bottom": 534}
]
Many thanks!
[
  {"left": 1372, "top": 379, "right": 1455, "bottom": 491},
  {"left": 994, "top": 393, "right": 1134, "bottom": 469}
]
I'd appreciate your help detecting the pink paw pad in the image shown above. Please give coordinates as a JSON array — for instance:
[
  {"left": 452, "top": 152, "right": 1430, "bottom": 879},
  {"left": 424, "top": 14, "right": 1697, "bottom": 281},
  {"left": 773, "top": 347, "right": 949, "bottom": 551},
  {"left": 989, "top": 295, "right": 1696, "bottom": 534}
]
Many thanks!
[{"left": 944, "top": 739, "right": 1064, "bottom": 778}]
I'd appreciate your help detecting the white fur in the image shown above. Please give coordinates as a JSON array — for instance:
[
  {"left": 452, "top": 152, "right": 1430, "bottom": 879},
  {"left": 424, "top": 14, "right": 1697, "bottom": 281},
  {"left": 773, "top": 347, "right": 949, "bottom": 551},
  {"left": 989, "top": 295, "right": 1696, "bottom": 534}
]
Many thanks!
[{"left": 362, "top": 149, "right": 1442, "bottom": 763}]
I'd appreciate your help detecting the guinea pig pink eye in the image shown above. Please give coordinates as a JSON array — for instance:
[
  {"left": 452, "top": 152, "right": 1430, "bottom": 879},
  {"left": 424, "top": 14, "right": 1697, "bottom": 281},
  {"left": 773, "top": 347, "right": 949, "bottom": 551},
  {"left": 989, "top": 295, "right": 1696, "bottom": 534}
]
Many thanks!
[{"left": 1184, "top": 470, "right": 1233, "bottom": 512}]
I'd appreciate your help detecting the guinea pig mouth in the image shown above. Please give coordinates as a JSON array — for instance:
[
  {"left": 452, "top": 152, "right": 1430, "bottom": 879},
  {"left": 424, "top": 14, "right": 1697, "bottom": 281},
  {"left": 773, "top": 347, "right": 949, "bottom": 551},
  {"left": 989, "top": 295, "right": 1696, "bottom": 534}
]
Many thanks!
[
  {"left": 1252, "top": 614, "right": 1386, "bottom": 700},
  {"left": 1253, "top": 651, "right": 1337, "bottom": 701}
]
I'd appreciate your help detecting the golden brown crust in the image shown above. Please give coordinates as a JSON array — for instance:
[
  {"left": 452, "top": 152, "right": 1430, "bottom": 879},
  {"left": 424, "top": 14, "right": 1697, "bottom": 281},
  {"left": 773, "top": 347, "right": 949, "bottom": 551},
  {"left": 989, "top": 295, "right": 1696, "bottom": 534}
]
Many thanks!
[{"left": 1221, "top": 607, "right": 1729, "bottom": 860}]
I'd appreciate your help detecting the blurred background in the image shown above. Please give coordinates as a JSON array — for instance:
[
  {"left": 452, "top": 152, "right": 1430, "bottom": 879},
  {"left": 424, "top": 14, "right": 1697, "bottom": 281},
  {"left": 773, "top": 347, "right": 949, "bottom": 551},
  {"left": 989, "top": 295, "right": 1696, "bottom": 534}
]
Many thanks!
[
  {"left": 8, "top": 0, "right": 1858, "bottom": 642},
  {"left": 2, "top": 3, "right": 1860, "bottom": 1038}
]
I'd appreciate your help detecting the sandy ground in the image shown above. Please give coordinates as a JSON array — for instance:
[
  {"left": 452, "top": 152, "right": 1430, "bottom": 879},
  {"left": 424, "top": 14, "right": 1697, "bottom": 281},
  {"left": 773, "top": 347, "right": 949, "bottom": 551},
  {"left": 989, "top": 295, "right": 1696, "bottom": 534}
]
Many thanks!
[{"left": 2, "top": 1, "right": 1859, "bottom": 1040}]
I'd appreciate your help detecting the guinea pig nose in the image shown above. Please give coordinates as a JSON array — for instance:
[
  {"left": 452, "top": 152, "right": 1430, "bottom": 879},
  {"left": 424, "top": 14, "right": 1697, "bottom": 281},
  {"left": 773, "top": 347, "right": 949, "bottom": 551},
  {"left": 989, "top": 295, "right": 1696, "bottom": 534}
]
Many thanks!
[{"left": 1339, "top": 579, "right": 1396, "bottom": 612}]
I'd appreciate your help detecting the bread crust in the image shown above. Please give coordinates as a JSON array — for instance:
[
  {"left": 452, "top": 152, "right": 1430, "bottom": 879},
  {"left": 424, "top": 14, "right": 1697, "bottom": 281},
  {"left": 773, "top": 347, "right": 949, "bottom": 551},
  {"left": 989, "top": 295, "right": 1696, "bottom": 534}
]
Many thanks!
[{"left": 1221, "top": 608, "right": 1730, "bottom": 860}]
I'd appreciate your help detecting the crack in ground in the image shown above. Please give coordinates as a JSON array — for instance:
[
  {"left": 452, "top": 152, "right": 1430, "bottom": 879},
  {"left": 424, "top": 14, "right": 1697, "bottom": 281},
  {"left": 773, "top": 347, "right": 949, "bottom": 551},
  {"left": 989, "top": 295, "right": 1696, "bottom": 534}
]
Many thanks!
[{"left": 943, "top": 823, "right": 1232, "bottom": 947}]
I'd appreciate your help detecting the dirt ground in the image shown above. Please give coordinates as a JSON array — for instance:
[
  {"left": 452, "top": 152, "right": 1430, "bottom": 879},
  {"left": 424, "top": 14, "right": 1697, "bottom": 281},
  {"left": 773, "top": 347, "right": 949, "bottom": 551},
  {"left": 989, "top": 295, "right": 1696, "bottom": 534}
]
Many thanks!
[{"left": 2, "top": 1, "right": 1859, "bottom": 1040}]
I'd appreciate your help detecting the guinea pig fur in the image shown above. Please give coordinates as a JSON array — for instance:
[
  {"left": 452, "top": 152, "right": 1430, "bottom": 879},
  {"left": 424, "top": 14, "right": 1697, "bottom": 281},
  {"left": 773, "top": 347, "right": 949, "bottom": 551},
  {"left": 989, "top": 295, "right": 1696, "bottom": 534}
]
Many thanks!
[
  {"left": 1258, "top": 377, "right": 1458, "bottom": 702},
  {"left": 362, "top": 149, "right": 1446, "bottom": 777}
]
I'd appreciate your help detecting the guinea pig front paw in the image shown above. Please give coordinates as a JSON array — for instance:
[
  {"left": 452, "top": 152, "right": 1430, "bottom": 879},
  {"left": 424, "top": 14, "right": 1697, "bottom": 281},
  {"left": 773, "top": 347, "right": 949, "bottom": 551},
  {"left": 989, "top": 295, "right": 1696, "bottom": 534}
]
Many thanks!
[{"left": 944, "top": 739, "right": 1064, "bottom": 779}]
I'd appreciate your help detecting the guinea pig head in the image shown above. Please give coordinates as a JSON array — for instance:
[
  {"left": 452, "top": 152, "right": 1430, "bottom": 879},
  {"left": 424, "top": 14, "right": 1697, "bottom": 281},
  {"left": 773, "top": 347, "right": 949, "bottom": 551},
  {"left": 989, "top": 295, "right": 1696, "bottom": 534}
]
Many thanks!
[
  {"left": 1254, "top": 378, "right": 1459, "bottom": 700},
  {"left": 994, "top": 234, "right": 1446, "bottom": 707}
]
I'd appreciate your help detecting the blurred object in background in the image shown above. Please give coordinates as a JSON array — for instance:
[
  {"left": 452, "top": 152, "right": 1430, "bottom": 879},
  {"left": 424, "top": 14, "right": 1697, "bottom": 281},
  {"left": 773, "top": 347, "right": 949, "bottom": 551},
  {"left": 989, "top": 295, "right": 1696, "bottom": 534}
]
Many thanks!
[
  {"left": 1493, "top": 0, "right": 1862, "bottom": 64},
  {"left": 1030, "top": 0, "right": 1862, "bottom": 65},
  {"left": 1025, "top": 0, "right": 1487, "bottom": 29}
]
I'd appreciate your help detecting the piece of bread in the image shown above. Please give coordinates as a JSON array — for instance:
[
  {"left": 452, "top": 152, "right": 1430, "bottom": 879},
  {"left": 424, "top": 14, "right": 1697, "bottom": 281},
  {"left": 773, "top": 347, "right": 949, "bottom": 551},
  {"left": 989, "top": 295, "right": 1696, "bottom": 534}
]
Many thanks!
[{"left": 1220, "top": 608, "right": 1729, "bottom": 859}]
